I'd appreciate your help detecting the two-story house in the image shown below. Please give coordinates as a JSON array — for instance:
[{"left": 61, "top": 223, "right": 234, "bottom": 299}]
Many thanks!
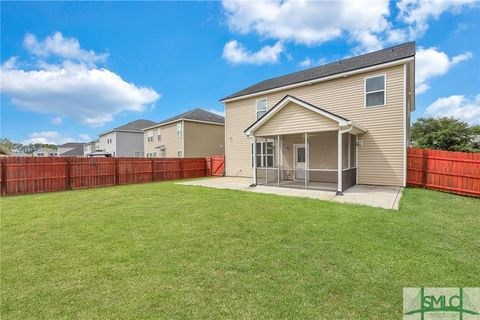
[
  {"left": 143, "top": 108, "right": 224, "bottom": 158},
  {"left": 220, "top": 42, "right": 415, "bottom": 194},
  {"left": 98, "top": 119, "right": 156, "bottom": 157},
  {"left": 83, "top": 139, "right": 99, "bottom": 156}
]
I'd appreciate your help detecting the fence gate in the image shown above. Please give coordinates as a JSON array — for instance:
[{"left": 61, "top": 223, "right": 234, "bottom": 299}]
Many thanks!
[{"left": 211, "top": 156, "right": 225, "bottom": 176}]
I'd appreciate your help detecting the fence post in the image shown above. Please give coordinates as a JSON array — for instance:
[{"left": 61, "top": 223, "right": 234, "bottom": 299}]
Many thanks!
[
  {"left": 180, "top": 158, "right": 184, "bottom": 179},
  {"left": 1, "top": 159, "right": 6, "bottom": 196},
  {"left": 115, "top": 158, "right": 119, "bottom": 185},
  {"left": 422, "top": 149, "right": 428, "bottom": 188},
  {"left": 205, "top": 157, "right": 209, "bottom": 177},
  {"left": 66, "top": 158, "right": 72, "bottom": 190},
  {"left": 151, "top": 159, "right": 155, "bottom": 182}
]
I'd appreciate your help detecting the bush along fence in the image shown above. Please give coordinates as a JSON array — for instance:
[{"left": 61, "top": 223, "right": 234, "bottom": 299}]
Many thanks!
[
  {"left": 407, "top": 147, "right": 480, "bottom": 197},
  {"left": 0, "top": 156, "right": 225, "bottom": 196}
]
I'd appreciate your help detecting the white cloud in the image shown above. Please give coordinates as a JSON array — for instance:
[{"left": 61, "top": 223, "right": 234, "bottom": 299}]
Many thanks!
[
  {"left": 299, "top": 57, "right": 313, "bottom": 68},
  {"left": 207, "top": 108, "right": 225, "bottom": 117},
  {"left": 425, "top": 94, "right": 480, "bottom": 124},
  {"left": 397, "top": 0, "right": 477, "bottom": 37},
  {"left": 1, "top": 33, "right": 160, "bottom": 127},
  {"left": 51, "top": 116, "right": 63, "bottom": 125},
  {"left": 78, "top": 133, "right": 92, "bottom": 141},
  {"left": 24, "top": 32, "right": 108, "bottom": 65},
  {"left": 23, "top": 131, "right": 91, "bottom": 145},
  {"left": 298, "top": 57, "right": 328, "bottom": 68},
  {"left": 415, "top": 47, "right": 472, "bottom": 94},
  {"left": 222, "top": 0, "right": 392, "bottom": 52},
  {"left": 223, "top": 40, "right": 283, "bottom": 64}
]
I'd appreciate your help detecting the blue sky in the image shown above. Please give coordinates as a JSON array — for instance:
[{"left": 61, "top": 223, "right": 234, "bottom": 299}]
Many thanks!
[{"left": 1, "top": 1, "right": 479, "bottom": 144}]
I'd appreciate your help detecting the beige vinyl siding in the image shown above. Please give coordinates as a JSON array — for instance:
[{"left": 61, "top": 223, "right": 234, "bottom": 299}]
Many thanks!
[
  {"left": 225, "top": 64, "right": 405, "bottom": 186},
  {"left": 254, "top": 102, "right": 339, "bottom": 136},
  {"left": 184, "top": 121, "right": 225, "bottom": 157},
  {"left": 144, "top": 121, "right": 182, "bottom": 157}
]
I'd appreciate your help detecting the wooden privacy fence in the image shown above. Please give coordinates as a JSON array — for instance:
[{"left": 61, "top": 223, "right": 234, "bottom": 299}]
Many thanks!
[
  {"left": 0, "top": 156, "right": 224, "bottom": 196},
  {"left": 407, "top": 148, "right": 480, "bottom": 197}
]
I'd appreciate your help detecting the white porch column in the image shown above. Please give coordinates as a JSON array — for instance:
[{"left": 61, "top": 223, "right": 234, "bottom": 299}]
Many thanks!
[
  {"left": 277, "top": 135, "right": 280, "bottom": 187},
  {"left": 337, "top": 131, "right": 343, "bottom": 195},
  {"left": 253, "top": 136, "right": 257, "bottom": 186},
  {"left": 305, "top": 132, "right": 308, "bottom": 190}
]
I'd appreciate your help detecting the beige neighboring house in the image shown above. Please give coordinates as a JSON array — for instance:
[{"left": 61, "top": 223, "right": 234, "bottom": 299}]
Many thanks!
[
  {"left": 98, "top": 119, "right": 156, "bottom": 157},
  {"left": 58, "top": 142, "right": 84, "bottom": 156},
  {"left": 143, "top": 108, "right": 224, "bottom": 158},
  {"left": 220, "top": 42, "right": 416, "bottom": 194},
  {"left": 33, "top": 148, "right": 58, "bottom": 157}
]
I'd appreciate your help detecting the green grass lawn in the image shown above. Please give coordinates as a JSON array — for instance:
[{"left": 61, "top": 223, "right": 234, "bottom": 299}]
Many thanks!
[{"left": 1, "top": 181, "right": 479, "bottom": 319}]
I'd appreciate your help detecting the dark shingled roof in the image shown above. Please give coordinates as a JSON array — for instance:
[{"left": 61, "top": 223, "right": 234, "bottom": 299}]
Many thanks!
[
  {"left": 114, "top": 119, "right": 156, "bottom": 131},
  {"left": 152, "top": 108, "right": 224, "bottom": 127},
  {"left": 59, "top": 146, "right": 84, "bottom": 156},
  {"left": 58, "top": 142, "right": 85, "bottom": 148},
  {"left": 221, "top": 42, "right": 415, "bottom": 101}
]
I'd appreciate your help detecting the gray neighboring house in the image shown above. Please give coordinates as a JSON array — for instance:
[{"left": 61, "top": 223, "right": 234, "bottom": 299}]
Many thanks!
[
  {"left": 33, "top": 148, "right": 58, "bottom": 157},
  {"left": 98, "top": 119, "right": 156, "bottom": 157},
  {"left": 58, "top": 142, "right": 85, "bottom": 156},
  {"left": 83, "top": 139, "right": 99, "bottom": 156}
]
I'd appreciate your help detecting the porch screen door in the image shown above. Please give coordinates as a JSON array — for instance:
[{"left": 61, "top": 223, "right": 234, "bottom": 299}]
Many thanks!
[{"left": 294, "top": 145, "right": 306, "bottom": 180}]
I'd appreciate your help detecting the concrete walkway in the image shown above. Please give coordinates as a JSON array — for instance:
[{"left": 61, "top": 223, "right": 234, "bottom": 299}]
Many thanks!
[{"left": 177, "top": 177, "right": 402, "bottom": 210}]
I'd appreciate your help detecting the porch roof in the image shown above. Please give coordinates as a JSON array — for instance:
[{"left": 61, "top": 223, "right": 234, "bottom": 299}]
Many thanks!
[{"left": 244, "top": 95, "right": 367, "bottom": 137}]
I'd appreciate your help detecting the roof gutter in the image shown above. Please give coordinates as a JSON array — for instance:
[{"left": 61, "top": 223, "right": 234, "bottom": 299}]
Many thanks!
[{"left": 220, "top": 56, "right": 414, "bottom": 103}]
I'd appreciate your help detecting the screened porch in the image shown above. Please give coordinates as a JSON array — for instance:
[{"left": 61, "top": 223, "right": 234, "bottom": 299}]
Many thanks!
[{"left": 252, "top": 131, "right": 358, "bottom": 193}]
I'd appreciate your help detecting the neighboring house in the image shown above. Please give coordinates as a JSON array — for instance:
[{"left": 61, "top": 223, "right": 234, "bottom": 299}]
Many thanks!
[
  {"left": 83, "top": 140, "right": 98, "bottom": 156},
  {"left": 58, "top": 142, "right": 84, "bottom": 156},
  {"left": 220, "top": 42, "right": 415, "bottom": 194},
  {"left": 143, "top": 108, "right": 224, "bottom": 158},
  {"left": 98, "top": 119, "right": 156, "bottom": 157},
  {"left": 33, "top": 148, "right": 58, "bottom": 157}
]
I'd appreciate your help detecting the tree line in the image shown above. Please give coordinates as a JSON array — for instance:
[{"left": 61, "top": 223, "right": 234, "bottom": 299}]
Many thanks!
[{"left": 0, "top": 138, "right": 58, "bottom": 155}]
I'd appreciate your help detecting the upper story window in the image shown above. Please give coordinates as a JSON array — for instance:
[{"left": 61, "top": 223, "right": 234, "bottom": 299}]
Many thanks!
[
  {"left": 176, "top": 123, "right": 182, "bottom": 139},
  {"left": 256, "top": 98, "right": 267, "bottom": 119},
  {"left": 365, "top": 75, "right": 386, "bottom": 107},
  {"left": 157, "top": 128, "right": 162, "bottom": 141},
  {"left": 147, "top": 130, "right": 154, "bottom": 142}
]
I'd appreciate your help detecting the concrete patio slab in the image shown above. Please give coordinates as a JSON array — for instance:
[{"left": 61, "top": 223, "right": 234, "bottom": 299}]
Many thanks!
[{"left": 177, "top": 177, "right": 402, "bottom": 210}]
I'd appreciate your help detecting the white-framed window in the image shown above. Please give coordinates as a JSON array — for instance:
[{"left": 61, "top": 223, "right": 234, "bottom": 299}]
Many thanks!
[
  {"left": 147, "top": 130, "right": 154, "bottom": 142},
  {"left": 157, "top": 128, "right": 162, "bottom": 141},
  {"left": 37, "top": 153, "right": 44, "bottom": 157},
  {"left": 251, "top": 139, "right": 275, "bottom": 168},
  {"left": 177, "top": 150, "right": 183, "bottom": 158},
  {"left": 176, "top": 123, "right": 182, "bottom": 139},
  {"left": 112, "top": 151, "right": 116, "bottom": 157},
  {"left": 365, "top": 74, "right": 386, "bottom": 107},
  {"left": 256, "top": 98, "right": 267, "bottom": 119},
  {"left": 134, "top": 152, "right": 140, "bottom": 157}
]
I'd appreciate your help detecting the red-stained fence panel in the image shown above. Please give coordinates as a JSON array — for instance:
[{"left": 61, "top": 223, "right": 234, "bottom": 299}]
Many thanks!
[
  {"left": 0, "top": 156, "right": 224, "bottom": 196},
  {"left": 407, "top": 148, "right": 480, "bottom": 197}
]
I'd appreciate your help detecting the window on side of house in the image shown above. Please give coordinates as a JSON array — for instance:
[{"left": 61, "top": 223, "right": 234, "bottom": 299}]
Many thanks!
[
  {"left": 134, "top": 152, "right": 140, "bottom": 157},
  {"left": 365, "top": 75, "right": 386, "bottom": 107},
  {"left": 256, "top": 98, "right": 267, "bottom": 119},
  {"left": 147, "top": 130, "right": 154, "bottom": 142},
  {"left": 177, "top": 150, "right": 183, "bottom": 158},
  {"left": 157, "top": 128, "right": 161, "bottom": 141},
  {"left": 176, "top": 123, "right": 182, "bottom": 139}
]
